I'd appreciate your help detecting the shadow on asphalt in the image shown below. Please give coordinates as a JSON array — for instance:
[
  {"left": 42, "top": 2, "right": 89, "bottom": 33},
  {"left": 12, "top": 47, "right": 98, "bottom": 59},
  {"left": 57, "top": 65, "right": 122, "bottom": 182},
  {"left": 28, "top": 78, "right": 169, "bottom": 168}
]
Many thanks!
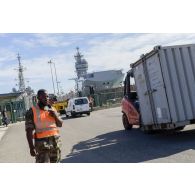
[{"left": 61, "top": 128, "right": 195, "bottom": 163}]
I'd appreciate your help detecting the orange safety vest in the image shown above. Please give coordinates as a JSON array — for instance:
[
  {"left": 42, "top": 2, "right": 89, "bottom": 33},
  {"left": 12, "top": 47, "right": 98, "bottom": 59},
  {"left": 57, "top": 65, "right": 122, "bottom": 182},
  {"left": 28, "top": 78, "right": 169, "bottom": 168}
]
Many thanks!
[{"left": 32, "top": 105, "right": 59, "bottom": 139}]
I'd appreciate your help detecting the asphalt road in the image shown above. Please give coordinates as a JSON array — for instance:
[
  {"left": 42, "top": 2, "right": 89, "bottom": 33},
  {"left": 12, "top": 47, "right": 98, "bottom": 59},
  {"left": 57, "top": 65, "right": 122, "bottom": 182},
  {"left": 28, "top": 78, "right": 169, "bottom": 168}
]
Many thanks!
[{"left": 1, "top": 106, "right": 195, "bottom": 163}]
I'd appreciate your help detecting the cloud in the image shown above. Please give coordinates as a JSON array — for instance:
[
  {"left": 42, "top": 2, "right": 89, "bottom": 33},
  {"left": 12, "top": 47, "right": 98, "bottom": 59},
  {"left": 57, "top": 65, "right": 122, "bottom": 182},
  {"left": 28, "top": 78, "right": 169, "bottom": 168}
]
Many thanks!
[
  {"left": 33, "top": 34, "right": 74, "bottom": 47},
  {"left": 1, "top": 33, "right": 195, "bottom": 94},
  {"left": 0, "top": 49, "right": 17, "bottom": 63},
  {"left": 12, "top": 34, "right": 73, "bottom": 48},
  {"left": 0, "top": 66, "right": 15, "bottom": 77},
  {"left": 20, "top": 52, "right": 77, "bottom": 93},
  {"left": 0, "top": 34, "right": 8, "bottom": 37},
  {"left": 22, "top": 33, "right": 195, "bottom": 92},
  {"left": 0, "top": 50, "right": 77, "bottom": 93},
  {"left": 85, "top": 33, "right": 195, "bottom": 73},
  {"left": 13, "top": 38, "right": 37, "bottom": 48}
]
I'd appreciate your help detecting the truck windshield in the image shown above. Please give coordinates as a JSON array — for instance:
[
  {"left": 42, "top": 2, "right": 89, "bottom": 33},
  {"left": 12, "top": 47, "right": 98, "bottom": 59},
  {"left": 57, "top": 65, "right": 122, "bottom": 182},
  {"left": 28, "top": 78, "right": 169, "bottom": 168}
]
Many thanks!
[{"left": 75, "top": 98, "right": 88, "bottom": 105}]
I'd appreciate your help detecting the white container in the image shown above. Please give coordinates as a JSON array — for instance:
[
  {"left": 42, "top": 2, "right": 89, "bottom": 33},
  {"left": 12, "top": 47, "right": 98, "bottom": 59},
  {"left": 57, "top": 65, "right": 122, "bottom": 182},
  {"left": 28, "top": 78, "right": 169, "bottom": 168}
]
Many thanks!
[{"left": 131, "top": 44, "right": 195, "bottom": 130}]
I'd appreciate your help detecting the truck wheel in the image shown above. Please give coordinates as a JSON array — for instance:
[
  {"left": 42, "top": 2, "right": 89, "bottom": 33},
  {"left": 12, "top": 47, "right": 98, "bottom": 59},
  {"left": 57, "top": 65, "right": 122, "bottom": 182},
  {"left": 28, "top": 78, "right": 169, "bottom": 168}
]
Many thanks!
[
  {"left": 122, "top": 113, "right": 133, "bottom": 130},
  {"left": 87, "top": 112, "right": 90, "bottom": 116}
]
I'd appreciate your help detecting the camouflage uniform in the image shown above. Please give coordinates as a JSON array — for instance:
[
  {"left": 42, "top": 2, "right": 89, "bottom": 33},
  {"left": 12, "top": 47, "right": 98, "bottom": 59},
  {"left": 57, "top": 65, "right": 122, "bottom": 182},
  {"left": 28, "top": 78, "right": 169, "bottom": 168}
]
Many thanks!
[{"left": 25, "top": 108, "right": 62, "bottom": 163}]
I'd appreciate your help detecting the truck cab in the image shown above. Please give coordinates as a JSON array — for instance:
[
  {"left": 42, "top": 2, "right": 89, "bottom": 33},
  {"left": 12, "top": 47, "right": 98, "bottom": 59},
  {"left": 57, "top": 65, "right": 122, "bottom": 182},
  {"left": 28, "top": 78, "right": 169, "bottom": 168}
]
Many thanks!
[{"left": 121, "top": 70, "right": 140, "bottom": 130}]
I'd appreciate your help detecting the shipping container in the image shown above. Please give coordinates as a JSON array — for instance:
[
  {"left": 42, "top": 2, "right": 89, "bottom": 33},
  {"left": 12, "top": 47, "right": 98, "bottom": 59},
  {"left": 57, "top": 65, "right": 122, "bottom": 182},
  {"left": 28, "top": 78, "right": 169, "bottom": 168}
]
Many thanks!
[{"left": 131, "top": 44, "right": 195, "bottom": 130}]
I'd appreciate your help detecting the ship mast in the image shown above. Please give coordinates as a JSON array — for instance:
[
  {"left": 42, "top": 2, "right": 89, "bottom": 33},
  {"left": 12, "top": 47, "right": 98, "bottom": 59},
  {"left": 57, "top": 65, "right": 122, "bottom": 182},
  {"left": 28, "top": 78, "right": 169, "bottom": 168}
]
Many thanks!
[
  {"left": 17, "top": 53, "right": 26, "bottom": 92},
  {"left": 74, "top": 47, "right": 88, "bottom": 79}
]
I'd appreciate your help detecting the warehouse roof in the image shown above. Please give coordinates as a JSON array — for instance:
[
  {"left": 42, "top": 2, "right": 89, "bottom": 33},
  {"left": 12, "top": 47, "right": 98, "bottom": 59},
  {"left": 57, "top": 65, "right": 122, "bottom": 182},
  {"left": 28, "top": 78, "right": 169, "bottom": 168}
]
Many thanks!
[{"left": 0, "top": 92, "right": 23, "bottom": 100}]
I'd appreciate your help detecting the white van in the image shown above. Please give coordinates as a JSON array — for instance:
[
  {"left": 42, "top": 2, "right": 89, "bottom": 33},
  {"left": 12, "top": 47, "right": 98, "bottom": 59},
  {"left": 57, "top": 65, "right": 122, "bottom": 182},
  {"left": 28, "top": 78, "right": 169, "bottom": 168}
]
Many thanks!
[{"left": 65, "top": 97, "right": 91, "bottom": 117}]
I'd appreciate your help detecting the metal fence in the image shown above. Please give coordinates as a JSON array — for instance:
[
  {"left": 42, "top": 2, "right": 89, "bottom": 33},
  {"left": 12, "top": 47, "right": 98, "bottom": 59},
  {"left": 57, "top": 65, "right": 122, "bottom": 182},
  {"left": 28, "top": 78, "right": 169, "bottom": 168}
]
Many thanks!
[
  {"left": 93, "top": 90, "right": 124, "bottom": 107},
  {"left": 0, "top": 100, "right": 27, "bottom": 125}
]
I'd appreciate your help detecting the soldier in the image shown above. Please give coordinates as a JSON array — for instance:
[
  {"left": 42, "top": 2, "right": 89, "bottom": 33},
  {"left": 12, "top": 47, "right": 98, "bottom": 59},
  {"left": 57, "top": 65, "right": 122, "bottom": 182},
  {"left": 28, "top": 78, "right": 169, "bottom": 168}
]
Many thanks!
[{"left": 25, "top": 89, "right": 63, "bottom": 163}]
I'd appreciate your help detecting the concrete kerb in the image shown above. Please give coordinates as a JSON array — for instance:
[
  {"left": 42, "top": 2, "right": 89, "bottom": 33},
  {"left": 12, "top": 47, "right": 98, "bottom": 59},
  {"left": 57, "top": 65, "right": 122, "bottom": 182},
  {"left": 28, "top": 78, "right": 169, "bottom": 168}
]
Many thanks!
[{"left": 93, "top": 103, "right": 121, "bottom": 111}]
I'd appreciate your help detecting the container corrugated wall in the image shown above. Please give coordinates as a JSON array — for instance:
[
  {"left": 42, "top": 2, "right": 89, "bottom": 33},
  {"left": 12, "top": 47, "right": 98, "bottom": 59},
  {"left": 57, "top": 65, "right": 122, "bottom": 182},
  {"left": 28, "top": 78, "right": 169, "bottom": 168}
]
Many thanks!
[
  {"left": 132, "top": 44, "right": 195, "bottom": 127},
  {"left": 159, "top": 44, "right": 195, "bottom": 123}
]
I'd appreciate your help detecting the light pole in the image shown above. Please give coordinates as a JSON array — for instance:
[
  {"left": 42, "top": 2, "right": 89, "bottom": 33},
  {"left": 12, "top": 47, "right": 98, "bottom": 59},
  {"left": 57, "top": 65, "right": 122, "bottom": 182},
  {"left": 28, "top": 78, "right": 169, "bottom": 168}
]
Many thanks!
[
  {"left": 48, "top": 60, "right": 56, "bottom": 95},
  {"left": 52, "top": 61, "right": 60, "bottom": 96}
]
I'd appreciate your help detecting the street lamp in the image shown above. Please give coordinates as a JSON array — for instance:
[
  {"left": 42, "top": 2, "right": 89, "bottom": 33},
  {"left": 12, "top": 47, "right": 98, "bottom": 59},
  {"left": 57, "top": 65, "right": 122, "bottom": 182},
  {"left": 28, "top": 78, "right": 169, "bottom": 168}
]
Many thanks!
[
  {"left": 48, "top": 60, "right": 56, "bottom": 95},
  {"left": 52, "top": 61, "right": 60, "bottom": 96}
]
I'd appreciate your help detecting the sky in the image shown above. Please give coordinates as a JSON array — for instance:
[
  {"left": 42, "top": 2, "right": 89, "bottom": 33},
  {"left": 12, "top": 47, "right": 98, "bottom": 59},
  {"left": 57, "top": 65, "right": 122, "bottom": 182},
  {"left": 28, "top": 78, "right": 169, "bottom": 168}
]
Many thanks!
[{"left": 1, "top": 33, "right": 195, "bottom": 94}]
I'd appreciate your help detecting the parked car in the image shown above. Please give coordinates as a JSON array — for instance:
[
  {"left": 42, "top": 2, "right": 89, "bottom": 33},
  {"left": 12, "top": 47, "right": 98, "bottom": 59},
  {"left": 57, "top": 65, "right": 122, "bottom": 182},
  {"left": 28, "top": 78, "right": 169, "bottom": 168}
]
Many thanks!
[{"left": 65, "top": 97, "right": 91, "bottom": 117}]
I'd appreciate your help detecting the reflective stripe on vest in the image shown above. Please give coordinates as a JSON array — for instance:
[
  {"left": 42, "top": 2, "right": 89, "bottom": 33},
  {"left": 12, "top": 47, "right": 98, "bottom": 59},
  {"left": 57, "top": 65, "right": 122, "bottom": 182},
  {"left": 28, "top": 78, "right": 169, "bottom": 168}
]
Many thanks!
[
  {"left": 34, "top": 129, "right": 59, "bottom": 139},
  {"left": 32, "top": 105, "right": 59, "bottom": 138}
]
